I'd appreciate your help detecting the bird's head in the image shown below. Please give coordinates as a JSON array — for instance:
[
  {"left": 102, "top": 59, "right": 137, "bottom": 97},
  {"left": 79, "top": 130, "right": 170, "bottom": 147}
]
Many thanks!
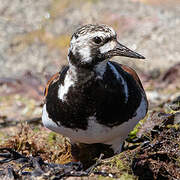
[{"left": 68, "top": 24, "right": 145, "bottom": 68}]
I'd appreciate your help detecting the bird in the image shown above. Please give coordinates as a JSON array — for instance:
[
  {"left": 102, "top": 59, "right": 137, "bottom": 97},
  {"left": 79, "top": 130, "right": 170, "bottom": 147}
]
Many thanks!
[{"left": 42, "top": 24, "right": 148, "bottom": 163}]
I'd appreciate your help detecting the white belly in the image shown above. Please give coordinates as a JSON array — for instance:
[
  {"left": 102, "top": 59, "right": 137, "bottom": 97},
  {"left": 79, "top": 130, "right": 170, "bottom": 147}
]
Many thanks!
[{"left": 42, "top": 96, "right": 147, "bottom": 153}]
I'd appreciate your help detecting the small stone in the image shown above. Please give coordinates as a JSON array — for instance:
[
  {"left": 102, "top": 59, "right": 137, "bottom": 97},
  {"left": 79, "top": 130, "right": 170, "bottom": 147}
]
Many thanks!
[
  {"left": 174, "top": 112, "right": 180, "bottom": 124},
  {"left": 168, "top": 95, "right": 180, "bottom": 111}
]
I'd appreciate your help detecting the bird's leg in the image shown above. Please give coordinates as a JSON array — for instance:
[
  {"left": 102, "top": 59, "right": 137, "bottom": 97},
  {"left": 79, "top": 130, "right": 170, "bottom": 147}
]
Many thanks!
[
  {"left": 70, "top": 142, "right": 115, "bottom": 169},
  {"left": 70, "top": 143, "right": 81, "bottom": 162}
]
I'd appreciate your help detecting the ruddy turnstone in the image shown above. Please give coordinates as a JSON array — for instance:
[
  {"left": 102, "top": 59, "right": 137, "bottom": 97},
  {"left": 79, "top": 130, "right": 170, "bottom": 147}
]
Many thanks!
[{"left": 42, "top": 24, "right": 148, "bottom": 162}]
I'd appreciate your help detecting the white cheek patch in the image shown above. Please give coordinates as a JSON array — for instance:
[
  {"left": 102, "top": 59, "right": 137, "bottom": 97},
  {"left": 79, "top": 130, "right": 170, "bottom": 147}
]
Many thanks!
[
  {"left": 71, "top": 35, "right": 93, "bottom": 62},
  {"left": 78, "top": 46, "right": 92, "bottom": 62},
  {"left": 99, "top": 41, "right": 116, "bottom": 54}
]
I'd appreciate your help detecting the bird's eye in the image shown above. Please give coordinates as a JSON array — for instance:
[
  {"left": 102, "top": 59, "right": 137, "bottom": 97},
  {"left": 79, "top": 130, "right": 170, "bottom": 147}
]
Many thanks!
[{"left": 93, "top": 36, "right": 102, "bottom": 44}]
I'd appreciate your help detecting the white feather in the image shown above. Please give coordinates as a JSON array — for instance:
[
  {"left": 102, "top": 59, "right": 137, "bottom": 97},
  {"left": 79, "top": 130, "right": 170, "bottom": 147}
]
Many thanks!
[
  {"left": 99, "top": 41, "right": 116, "bottom": 54},
  {"left": 78, "top": 46, "right": 92, "bottom": 62},
  {"left": 58, "top": 75, "right": 74, "bottom": 102},
  {"left": 58, "top": 64, "right": 77, "bottom": 102}
]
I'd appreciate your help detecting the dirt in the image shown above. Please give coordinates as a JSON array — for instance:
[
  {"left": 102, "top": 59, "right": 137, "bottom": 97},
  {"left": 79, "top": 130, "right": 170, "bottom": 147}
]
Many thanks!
[
  {"left": 132, "top": 112, "right": 180, "bottom": 180},
  {"left": 0, "top": 111, "right": 179, "bottom": 179}
]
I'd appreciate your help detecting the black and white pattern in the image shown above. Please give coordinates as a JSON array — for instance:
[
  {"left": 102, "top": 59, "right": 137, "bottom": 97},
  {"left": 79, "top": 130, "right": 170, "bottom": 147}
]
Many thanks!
[{"left": 42, "top": 24, "right": 148, "bottom": 155}]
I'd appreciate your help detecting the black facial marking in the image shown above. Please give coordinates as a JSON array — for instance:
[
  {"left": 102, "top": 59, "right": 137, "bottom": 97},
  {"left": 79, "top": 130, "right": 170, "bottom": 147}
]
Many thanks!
[
  {"left": 69, "top": 48, "right": 103, "bottom": 69},
  {"left": 74, "top": 33, "right": 79, "bottom": 39},
  {"left": 68, "top": 50, "right": 82, "bottom": 66},
  {"left": 104, "top": 36, "right": 113, "bottom": 43}
]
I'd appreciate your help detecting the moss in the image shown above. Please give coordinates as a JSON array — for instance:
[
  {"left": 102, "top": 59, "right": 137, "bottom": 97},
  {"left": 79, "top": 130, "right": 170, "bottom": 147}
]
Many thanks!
[
  {"left": 47, "top": 132, "right": 57, "bottom": 144},
  {"left": 176, "top": 157, "right": 180, "bottom": 167},
  {"left": 33, "top": 127, "right": 40, "bottom": 133},
  {"left": 97, "top": 176, "right": 114, "bottom": 180},
  {"left": 164, "top": 107, "right": 177, "bottom": 114},
  {"left": 119, "top": 173, "right": 137, "bottom": 180},
  {"left": 128, "top": 114, "right": 148, "bottom": 140},
  {"left": 109, "top": 156, "right": 127, "bottom": 170},
  {"left": 167, "top": 124, "right": 180, "bottom": 130},
  {"left": 100, "top": 151, "right": 135, "bottom": 178}
]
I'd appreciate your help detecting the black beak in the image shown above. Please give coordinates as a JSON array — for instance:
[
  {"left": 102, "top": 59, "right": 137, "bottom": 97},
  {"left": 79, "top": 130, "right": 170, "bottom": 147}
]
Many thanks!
[{"left": 109, "top": 41, "right": 145, "bottom": 59}]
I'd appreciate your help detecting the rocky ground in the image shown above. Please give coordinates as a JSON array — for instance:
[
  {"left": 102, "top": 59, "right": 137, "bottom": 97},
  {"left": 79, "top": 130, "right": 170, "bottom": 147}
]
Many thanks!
[{"left": 0, "top": 0, "right": 180, "bottom": 179}]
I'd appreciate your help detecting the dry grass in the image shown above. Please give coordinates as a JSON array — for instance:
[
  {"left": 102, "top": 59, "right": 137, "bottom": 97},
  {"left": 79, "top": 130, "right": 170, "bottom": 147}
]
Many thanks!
[{"left": 0, "top": 123, "right": 72, "bottom": 164}]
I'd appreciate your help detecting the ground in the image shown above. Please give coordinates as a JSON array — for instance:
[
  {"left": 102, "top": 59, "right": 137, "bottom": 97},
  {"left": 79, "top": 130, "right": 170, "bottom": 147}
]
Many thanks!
[{"left": 0, "top": 0, "right": 180, "bottom": 179}]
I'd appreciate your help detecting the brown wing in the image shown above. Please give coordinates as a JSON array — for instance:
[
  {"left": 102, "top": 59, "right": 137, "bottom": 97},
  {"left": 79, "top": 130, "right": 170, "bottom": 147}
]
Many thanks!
[
  {"left": 44, "top": 72, "right": 60, "bottom": 98},
  {"left": 120, "top": 64, "right": 144, "bottom": 90}
]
